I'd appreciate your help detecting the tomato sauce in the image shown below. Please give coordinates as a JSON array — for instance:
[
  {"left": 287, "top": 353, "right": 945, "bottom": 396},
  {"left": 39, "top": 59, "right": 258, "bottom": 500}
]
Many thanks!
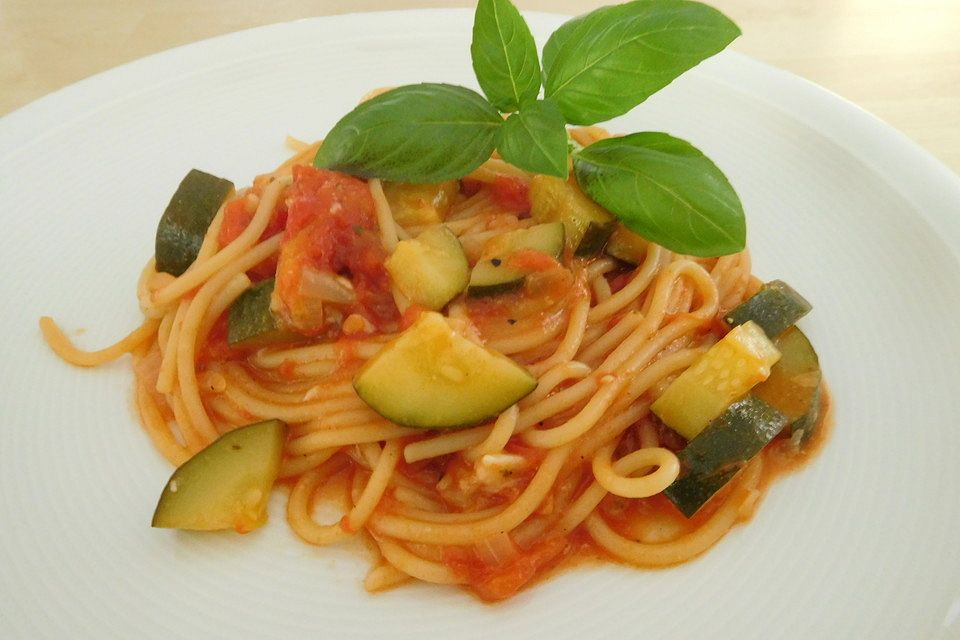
[
  {"left": 444, "top": 536, "right": 571, "bottom": 602},
  {"left": 218, "top": 190, "right": 288, "bottom": 281},
  {"left": 196, "top": 313, "right": 244, "bottom": 366}
]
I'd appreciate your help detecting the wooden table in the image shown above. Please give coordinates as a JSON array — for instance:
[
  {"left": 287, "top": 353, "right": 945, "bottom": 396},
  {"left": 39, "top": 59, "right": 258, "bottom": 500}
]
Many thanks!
[{"left": 3, "top": 0, "right": 958, "bottom": 174}]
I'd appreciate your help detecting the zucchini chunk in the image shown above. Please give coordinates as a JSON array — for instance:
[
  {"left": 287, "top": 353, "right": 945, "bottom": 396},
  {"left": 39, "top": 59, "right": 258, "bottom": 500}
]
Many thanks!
[
  {"left": 753, "top": 326, "right": 822, "bottom": 442},
  {"left": 529, "top": 175, "right": 615, "bottom": 256},
  {"left": 353, "top": 312, "right": 537, "bottom": 428},
  {"left": 665, "top": 397, "right": 788, "bottom": 517},
  {"left": 227, "top": 279, "right": 299, "bottom": 347},
  {"left": 604, "top": 224, "right": 648, "bottom": 265},
  {"left": 467, "top": 261, "right": 527, "bottom": 297},
  {"left": 467, "top": 222, "right": 564, "bottom": 297},
  {"left": 155, "top": 169, "right": 235, "bottom": 276},
  {"left": 386, "top": 225, "right": 469, "bottom": 310},
  {"left": 724, "top": 280, "right": 812, "bottom": 338},
  {"left": 651, "top": 321, "right": 781, "bottom": 441},
  {"left": 382, "top": 181, "right": 459, "bottom": 227},
  {"left": 152, "top": 419, "right": 287, "bottom": 532}
]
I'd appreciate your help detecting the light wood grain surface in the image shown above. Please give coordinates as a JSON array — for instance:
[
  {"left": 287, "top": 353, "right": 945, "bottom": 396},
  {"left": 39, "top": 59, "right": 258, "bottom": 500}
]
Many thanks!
[{"left": 3, "top": 0, "right": 958, "bottom": 174}]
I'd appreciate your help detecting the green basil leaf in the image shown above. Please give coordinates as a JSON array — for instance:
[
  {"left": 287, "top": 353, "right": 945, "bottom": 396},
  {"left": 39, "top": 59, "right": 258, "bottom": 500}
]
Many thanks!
[
  {"left": 471, "top": 0, "right": 541, "bottom": 112},
  {"left": 543, "top": 0, "right": 740, "bottom": 125},
  {"left": 574, "top": 132, "right": 745, "bottom": 256},
  {"left": 314, "top": 83, "right": 503, "bottom": 183},
  {"left": 498, "top": 100, "right": 569, "bottom": 178}
]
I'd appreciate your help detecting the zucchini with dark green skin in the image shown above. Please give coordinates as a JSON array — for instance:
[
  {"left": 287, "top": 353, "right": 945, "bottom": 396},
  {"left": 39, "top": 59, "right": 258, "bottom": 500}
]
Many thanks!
[
  {"left": 467, "top": 222, "right": 565, "bottom": 297},
  {"left": 604, "top": 224, "right": 648, "bottom": 265},
  {"left": 467, "top": 261, "right": 527, "bottom": 297},
  {"left": 724, "top": 280, "right": 812, "bottom": 338},
  {"left": 152, "top": 419, "right": 287, "bottom": 532},
  {"left": 228, "top": 279, "right": 298, "bottom": 347},
  {"left": 753, "top": 326, "right": 822, "bottom": 442},
  {"left": 155, "top": 169, "right": 234, "bottom": 276},
  {"left": 665, "top": 396, "right": 788, "bottom": 517},
  {"left": 529, "top": 175, "right": 615, "bottom": 256},
  {"left": 651, "top": 321, "right": 781, "bottom": 441},
  {"left": 353, "top": 311, "right": 537, "bottom": 428}
]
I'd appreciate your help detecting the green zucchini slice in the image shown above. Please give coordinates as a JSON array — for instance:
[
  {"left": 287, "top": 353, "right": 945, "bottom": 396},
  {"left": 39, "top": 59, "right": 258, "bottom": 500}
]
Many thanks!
[
  {"left": 227, "top": 279, "right": 298, "bottom": 347},
  {"left": 152, "top": 419, "right": 287, "bottom": 532},
  {"left": 605, "top": 224, "right": 648, "bottom": 265},
  {"left": 651, "top": 321, "right": 781, "bottom": 441},
  {"left": 665, "top": 397, "right": 787, "bottom": 517},
  {"left": 386, "top": 225, "right": 469, "bottom": 310},
  {"left": 353, "top": 311, "right": 537, "bottom": 428},
  {"left": 753, "top": 326, "right": 822, "bottom": 442},
  {"left": 467, "top": 261, "right": 528, "bottom": 297},
  {"left": 529, "top": 175, "right": 614, "bottom": 256},
  {"left": 155, "top": 169, "right": 235, "bottom": 276},
  {"left": 724, "top": 280, "right": 812, "bottom": 338},
  {"left": 467, "top": 222, "right": 564, "bottom": 298}
]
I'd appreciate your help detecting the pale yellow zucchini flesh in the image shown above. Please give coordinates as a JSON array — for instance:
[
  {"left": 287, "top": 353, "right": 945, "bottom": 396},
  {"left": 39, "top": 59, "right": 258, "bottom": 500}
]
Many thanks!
[
  {"left": 152, "top": 419, "right": 287, "bottom": 532},
  {"left": 353, "top": 312, "right": 537, "bottom": 428},
  {"left": 651, "top": 321, "right": 781, "bottom": 440}
]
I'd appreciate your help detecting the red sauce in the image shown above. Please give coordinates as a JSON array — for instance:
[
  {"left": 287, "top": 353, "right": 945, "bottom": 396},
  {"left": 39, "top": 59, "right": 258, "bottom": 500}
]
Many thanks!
[
  {"left": 218, "top": 189, "right": 288, "bottom": 281},
  {"left": 444, "top": 535, "right": 571, "bottom": 601},
  {"left": 196, "top": 313, "right": 244, "bottom": 366}
]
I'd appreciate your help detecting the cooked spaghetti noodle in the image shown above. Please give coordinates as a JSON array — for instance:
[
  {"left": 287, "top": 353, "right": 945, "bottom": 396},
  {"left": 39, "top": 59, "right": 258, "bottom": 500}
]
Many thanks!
[{"left": 40, "top": 127, "right": 827, "bottom": 601}]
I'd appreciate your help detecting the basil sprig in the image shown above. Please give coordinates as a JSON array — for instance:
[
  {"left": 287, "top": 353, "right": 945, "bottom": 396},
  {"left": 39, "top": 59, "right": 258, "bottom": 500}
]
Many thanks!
[{"left": 315, "top": 0, "right": 747, "bottom": 257}]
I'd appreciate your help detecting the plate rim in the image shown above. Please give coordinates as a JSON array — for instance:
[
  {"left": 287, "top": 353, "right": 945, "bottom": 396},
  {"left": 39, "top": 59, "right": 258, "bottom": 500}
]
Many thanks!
[{"left": 2, "top": 9, "right": 960, "bottom": 638}]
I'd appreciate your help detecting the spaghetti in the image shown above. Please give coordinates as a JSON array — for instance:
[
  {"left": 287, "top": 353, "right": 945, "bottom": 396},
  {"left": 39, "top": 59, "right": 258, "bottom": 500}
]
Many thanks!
[{"left": 40, "top": 127, "right": 827, "bottom": 601}]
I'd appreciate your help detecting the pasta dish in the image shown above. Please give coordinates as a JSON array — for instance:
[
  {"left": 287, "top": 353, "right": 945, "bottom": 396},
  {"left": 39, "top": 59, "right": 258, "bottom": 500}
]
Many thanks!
[{"left": 40, "top": 127, "right": 827, "bottom": 601}]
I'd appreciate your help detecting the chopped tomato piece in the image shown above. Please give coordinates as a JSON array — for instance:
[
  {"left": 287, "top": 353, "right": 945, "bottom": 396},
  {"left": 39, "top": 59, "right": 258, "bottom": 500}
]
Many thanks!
[
  {"left": 273, "top": 166, "right": 399, "bottom": 337},
  {"left": 489, "top": 176, "right": 530, "bottom": 214}
]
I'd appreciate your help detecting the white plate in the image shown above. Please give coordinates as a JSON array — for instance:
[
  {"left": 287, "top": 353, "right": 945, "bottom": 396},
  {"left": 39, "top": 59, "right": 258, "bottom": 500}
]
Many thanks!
[{"left": 2, "top": 9, "right": 960, "bottom": 639}]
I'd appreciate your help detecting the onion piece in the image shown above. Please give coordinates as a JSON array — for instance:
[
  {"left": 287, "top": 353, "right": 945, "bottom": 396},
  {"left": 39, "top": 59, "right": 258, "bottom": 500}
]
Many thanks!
[
  {"left": 475, "top": 532, "right": 519, "bottom": 566},
  {"left": 299, "top": 267, "right": 357, "bottom": 305}
]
